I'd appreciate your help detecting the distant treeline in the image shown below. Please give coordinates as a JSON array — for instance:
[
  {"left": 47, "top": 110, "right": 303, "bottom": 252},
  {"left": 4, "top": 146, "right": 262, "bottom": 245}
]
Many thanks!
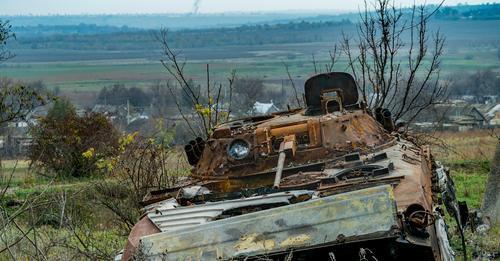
[
  {"left": 12, "top": 20, "right": 352, "bottom": 50},
  {"left": 449, "top": 69, "right": 500, "bottom": 97},
  {"left": 13, "top": 24, "right": 142, "bottom": 36},
  {"left": 6, "top": 3, "right": 499, "bottom": 31},
  {"left": 6, "top": 13, "right": 340, "bottom": 30},
  {"left": 7, "top": 3, "right": 499, "bottom": 52},
  {"left": 435, "top": 3, "right": 500, "bottom": 20}
]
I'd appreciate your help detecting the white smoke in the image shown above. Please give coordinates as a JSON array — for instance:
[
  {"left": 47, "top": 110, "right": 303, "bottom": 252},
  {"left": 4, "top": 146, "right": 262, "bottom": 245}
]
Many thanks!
[{"left": 192, "top": 0, "right": 201, "bottom": 14}]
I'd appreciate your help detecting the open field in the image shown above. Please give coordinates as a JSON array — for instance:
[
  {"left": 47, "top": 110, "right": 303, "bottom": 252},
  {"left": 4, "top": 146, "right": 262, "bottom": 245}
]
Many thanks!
[
  {"left": 0, "top": 45, "right": 498, "bottom": 93},
  {"left": 0, "top": 19, "right": 498, "bottom": 95},
  {"left": 433, "top": 130, "right": 498, "bottom": 163},
  {"left": 0, "top": 160, "right": 32, "bottom": 187}
]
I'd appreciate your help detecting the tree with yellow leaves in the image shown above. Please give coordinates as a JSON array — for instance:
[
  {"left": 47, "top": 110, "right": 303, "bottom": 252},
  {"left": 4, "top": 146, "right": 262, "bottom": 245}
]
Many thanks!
[{"left": 157, "top": 29, "right": 236, "bottom": 139}]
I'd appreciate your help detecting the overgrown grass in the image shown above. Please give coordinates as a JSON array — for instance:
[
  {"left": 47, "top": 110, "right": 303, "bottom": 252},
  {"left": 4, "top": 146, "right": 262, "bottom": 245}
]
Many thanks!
[
  {"left": 442, "top": 161, "right": 498, "bottom": 260},
  {"left": 432, "top": 130, "right": 498, "bottom": 163},
  {"left": 432, "top": 129, "right": 499, "bottom": 260},
  {"left": 449, "top": 161, "right": 490, "bottom": 209}
]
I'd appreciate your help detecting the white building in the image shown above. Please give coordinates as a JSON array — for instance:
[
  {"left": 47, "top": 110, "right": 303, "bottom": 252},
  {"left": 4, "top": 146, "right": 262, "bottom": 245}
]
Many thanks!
[{"left": 252, "top": 101, "right": 280, "bottom": 115}]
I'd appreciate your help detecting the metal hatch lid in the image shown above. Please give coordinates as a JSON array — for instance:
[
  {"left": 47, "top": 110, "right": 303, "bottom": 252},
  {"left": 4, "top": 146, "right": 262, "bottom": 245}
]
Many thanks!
[{"left": 304, "top": 72, "right": 359, "bottom": 115}]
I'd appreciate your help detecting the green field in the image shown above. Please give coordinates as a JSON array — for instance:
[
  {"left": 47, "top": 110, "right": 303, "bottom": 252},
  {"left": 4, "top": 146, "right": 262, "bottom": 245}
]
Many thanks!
[
  {"left": 0, "top": 43, "right": 497, "bottom": 94},
  {"left": 0, "top": 19, "right": 497, "bottom": 97}
]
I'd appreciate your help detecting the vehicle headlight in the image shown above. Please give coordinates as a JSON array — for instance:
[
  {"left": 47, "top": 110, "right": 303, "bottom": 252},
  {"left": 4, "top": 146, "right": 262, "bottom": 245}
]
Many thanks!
[{"left": 228, "top": 139, "right": 250, "bottom": 160}]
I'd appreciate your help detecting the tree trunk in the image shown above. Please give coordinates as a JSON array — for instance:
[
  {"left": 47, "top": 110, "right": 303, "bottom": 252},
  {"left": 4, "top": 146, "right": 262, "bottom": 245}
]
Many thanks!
[{"left": 482, "top": 141, "right": 500, "bottom": 225}]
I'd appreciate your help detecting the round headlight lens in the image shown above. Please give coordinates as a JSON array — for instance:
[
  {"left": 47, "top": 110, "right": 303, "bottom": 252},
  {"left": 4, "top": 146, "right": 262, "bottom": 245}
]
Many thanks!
[{"left": 228, "top": 139, "right": 250, "bottom": 160}]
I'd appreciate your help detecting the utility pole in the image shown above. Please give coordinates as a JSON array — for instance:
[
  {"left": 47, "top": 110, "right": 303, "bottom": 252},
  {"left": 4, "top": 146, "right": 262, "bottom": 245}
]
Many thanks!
[{"left": 127, "top": 99, "right": 131, "bottom": 126}]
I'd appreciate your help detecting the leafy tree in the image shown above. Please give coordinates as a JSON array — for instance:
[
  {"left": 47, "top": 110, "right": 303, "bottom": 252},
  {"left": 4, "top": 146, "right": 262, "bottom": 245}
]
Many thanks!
[
  {"left": 46, "top": 96, "right": 75, "bottom": 120},
  {"left": 96, "top": 83, "right": 151, "bottom": 107},
  {"left": 29, "top": 99, "right": 120, "bottom": 177}
]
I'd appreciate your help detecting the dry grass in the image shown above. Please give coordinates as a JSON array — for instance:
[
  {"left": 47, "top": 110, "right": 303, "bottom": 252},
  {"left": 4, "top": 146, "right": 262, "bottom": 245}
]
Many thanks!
[
  {"left": 431, "top": 129, "right": 498, "bottom": 163},
  {"left": 0, "top": 159, "right": 30, "bottom": 170}
]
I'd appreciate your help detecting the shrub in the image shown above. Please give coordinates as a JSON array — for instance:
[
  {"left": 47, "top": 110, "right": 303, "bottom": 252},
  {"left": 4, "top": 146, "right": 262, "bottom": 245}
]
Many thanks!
[
  {"left": 92, "top": 132, "right": 189, "bottom": 231},
  {"left": 29, "top": 99, "right": 119, "bottom": 177}
]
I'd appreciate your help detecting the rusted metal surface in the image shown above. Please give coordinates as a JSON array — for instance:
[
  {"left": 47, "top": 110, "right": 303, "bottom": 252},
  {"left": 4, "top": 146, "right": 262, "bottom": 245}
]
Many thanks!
[
  {"left": 193, "top": 109, "right": 391, "bottom": 181},
  {"left": 121, "top": 72, "right": 461, "bottom": 261},
  {"left": 122, "top": 216, "right": 160, "bottom": 261},
  {"left": 140, "top": 185, "right": 397, "bottom": 260}
]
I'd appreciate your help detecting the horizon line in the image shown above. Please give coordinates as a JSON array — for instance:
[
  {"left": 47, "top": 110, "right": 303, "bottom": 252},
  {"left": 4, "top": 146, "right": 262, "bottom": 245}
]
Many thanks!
[{"left": 0, "top": 2, "right": 485, "bottom": 17}]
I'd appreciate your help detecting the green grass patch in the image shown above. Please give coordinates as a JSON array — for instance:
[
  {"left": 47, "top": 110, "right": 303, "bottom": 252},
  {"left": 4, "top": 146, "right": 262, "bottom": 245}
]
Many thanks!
[
  {"left": 442, "top": 159, "right": 497, "bottom": 260},
  {"left": 445, "top": 159, "right": 490, "bottom": 209}
]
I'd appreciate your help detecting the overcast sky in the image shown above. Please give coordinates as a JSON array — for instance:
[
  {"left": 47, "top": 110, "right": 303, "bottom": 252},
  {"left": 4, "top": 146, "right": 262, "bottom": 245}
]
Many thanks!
[{"left": 2, "top": 0, "right": 497, "bottom": 15}]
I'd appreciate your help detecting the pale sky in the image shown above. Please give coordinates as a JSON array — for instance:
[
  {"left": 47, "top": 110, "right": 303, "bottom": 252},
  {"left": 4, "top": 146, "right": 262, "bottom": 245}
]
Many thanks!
[{"left": 1, "top": 0, "right": 497, "bottom": 15}]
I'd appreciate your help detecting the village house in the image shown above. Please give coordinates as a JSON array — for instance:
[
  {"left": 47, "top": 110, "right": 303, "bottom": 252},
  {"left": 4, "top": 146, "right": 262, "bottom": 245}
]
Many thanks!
[{"left": 252, "top": 101, "right": 280, "bottom": 115}]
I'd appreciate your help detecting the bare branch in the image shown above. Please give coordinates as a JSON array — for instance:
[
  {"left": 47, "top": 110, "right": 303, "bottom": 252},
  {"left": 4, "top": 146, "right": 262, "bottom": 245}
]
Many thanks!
[
  {"left": 157, "top": 28, "right": 237, "bottom": 138},
  {"left": 282, "top": 62, "right": 302, "bottom": 108},
  {"left": 339, "top": 0, "right": 447, "bottom": 125}
]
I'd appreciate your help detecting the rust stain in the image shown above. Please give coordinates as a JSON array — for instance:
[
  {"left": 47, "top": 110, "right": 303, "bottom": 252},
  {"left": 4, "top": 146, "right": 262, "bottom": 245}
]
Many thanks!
[
  {"left": 234, "top": 233, "right": 276, "bottom": 254},
  {"left": 280, "top": 234, "right": 311, "bottom": 248}
]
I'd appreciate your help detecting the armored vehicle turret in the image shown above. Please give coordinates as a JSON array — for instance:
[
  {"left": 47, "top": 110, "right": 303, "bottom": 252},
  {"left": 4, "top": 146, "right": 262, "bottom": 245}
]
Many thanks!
[{"left": 120, "top": 72, "right": 465, "bottom": 261}]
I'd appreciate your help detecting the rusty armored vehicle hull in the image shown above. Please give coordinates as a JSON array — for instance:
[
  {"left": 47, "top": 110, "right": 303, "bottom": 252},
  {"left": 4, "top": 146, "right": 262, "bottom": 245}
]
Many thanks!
[{"left": 121, "top": 72, "right": 465, "bottom": 260}]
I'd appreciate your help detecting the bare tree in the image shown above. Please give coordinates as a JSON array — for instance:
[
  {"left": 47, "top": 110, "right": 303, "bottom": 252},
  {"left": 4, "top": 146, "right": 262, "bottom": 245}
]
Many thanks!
[
  {"left": 325, "top": 44, "right": 341, "bottom": 73},
  {"left": 1, "top": 20, "right": 44, "bottom": 125},
  {"left": 0, "top": 168, "right": 56, "bottom": 259},
  {"left": 282, "top": 62, "right": 302, "bottom": 108},
  {"left": 341, "top": 0, "right": 447, "bottom": 124},
  {"left": 233, "top": 77, "right": 265, "bottom": 115},
  {"left": 0, "top": 20, "right": 51, "bottom": 260},
  {"left": 157, "top": 29, "right": 236, "bottom": 139},
  {"left": 0, "top": 79, "right": 47, "bottom": 126},
  {"left": 0, "top": 19, "right": 15, "bottom": 62}
]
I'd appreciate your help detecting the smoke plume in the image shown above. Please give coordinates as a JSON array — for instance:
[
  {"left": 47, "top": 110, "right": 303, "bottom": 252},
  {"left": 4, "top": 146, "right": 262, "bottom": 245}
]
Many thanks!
[{"left": 192, "top": 0, "right": 201, "bottom": 14}]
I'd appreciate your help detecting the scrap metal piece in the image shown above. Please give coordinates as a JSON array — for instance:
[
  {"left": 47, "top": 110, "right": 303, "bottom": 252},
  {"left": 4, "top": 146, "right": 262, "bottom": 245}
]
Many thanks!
[
  {"left": 344, "top": 152, "right": 361, "bottom": 162},
  {"left": 304, "top": 72, "right": 359, "bottom": 115},
  {"left": 147, "top": 190, "right": 314, "bottom": 232},
  {"left": 435, "top": 212, "right": 455, "bottom": 261},
  {"left": 140, "top": 185, "right": 397, "bottom": 260},
  {"left": 274, "top": 135, "right": 297, "bottom": 188},
  {"left": 273, "top": 150, "right": 287, "bottom": 188},
  {"left": 177, "top": 185, "right": 210, "bottom": 199}
]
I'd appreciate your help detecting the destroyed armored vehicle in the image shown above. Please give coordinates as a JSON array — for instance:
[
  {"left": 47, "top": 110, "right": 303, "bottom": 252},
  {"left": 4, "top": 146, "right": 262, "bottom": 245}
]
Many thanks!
[{"left": 121, "top": 72, "right": 466, "bottom": 260}]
